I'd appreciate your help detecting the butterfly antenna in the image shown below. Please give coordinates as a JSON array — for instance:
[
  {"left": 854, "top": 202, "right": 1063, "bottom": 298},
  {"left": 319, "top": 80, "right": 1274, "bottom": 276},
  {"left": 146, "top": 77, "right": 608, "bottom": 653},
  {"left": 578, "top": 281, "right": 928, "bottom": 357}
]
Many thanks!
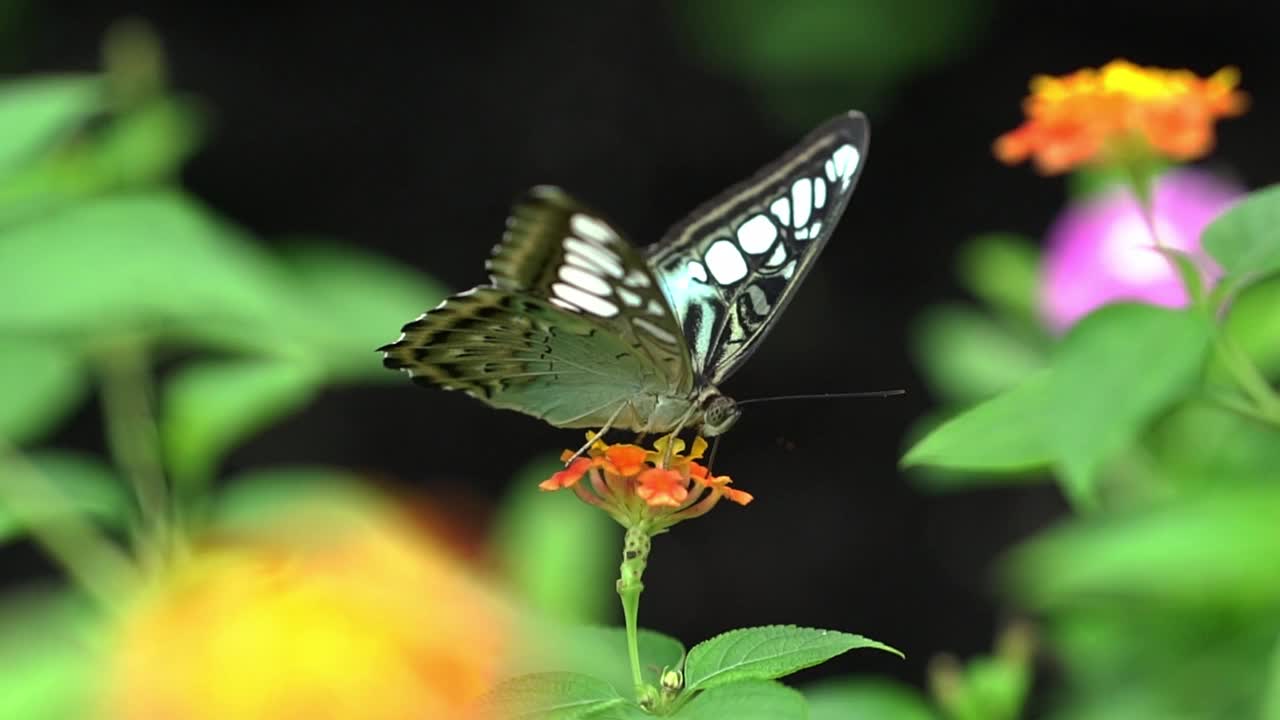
[{"left": 735, "top": 389, "right": 906, "bottom": 406}]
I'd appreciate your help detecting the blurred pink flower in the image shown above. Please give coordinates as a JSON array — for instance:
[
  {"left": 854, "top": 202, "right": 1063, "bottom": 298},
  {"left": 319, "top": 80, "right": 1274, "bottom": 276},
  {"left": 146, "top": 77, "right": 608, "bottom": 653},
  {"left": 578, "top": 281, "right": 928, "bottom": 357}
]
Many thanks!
[{"left": 1040, "top": 169, "right": 1244, "bottom": 331}]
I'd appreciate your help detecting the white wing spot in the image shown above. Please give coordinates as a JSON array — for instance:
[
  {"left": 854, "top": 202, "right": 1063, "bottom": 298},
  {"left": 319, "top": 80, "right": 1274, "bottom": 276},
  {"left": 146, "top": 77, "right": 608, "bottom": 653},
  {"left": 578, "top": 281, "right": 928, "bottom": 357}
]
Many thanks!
[
  {"left": 550, "top": 297, "right": 580, "bottom": 313},
  {"left": 795, "top": 226, "right": 811, "bottom": 241},
  {"left": 565, "top": 238, "right": 624, "bottom": 278},
  {"left": 795, "top": 221, "right": 822, "bottom": 242},
  {"left": 814, "top": 177, "right": 827, "bottom": 209},
  {"left": 791, "top": 178, "right": 812, "bottom": 229},
  {"left": 571, "top": 213, "right": 619, "bottom": 244},
  {"left": 558, "top": 265, "right": 611, "bottom": 296},
  {"left": 770, "top": 197, "right": 790, "bottom": 227},
  {"left": 705, "top": 239, "right": 748, "bottom": 284},
  {"left": 617, "top": 287, "right": 643, "bottom": 307},
  {"left": 565, "top": 251, "right": 607, "bottom": 276},
  {"left": 623, "top": 269, "right": 650, "bottom": 288},
  {"left": 825, "top": 159, "right": 837, "bottom": 182},
  {"left": 781, "top": 259, "right": 797, "bottom": 280},
  {"left": 832, "top": 144, "right": 860, "bottom": 189},
  {"left": 646, "top": 298, "right": 665, "bottom": 316},
  {"left": 765, "top": 244, "right": 787, "bottom": 267},
  {"left": 737, "top": 214, "right": 778, "bottom": 254},
  {"left": 633, "top": 317, "right": 678, "bottom": 344},
  {"left": 553, "top": 282, "right": 619, "bottom": 317},
  {"left": 687, "top": 261, "right": 708, "bottom": 283}
]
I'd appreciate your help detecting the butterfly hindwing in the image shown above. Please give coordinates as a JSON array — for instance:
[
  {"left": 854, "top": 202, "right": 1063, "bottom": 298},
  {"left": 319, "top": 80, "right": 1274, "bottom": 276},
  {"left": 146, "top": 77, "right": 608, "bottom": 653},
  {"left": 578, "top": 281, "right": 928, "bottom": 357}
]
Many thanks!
[
  {"left": 646, "top": 111, "right": 870, "bottom": 384},
  {"left": 381, "top": 287, "right": 664, "bottom": 428},
  {"left": 486, "top": 186, "right": 695, "bottom": 396}
]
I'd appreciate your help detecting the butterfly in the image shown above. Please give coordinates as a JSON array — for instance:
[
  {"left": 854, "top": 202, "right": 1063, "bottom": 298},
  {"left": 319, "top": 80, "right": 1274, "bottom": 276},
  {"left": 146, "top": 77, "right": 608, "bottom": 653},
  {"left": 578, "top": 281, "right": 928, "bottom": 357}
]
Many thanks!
[{"left": 380, "top": 111, "right": 869, "bottom": 445}]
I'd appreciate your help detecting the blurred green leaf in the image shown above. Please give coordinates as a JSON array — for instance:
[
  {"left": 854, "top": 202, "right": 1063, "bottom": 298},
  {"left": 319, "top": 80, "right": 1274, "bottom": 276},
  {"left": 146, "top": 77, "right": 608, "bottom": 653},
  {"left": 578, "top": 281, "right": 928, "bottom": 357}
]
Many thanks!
[
  {"left": 1265, "top": 635, "right": 1280, "bottom": 720},
  {"left": 0, "top": 75, "right": 102, "bottom": 180},
  {"left": 675, "top": 0, "right": 990, "bottom": 127},
  {"left": 683, "top": 626, "right": 900, "bottom": 694},
  {"left": 1144, "top": 399, "right": 1280, "bottom": 487},
  {"left": 956, "top": 233, "right": 1043, "bottom": 328},
  {"left": 279, "top": 242, "right": 447, "bottom": 380},
  {"left": 493, "top": 455, "right": 618, "bottom": 625},
  {"left": 0, "top": 586, "right": 96, "bottom": 720},
  {"left": 1048, "top": 304, "right": 1211, "bottom": 505},
  {"left": 163, "top": 360, "right": 321, "bottom": 487},
  {"left": 211, "top": 466, "right": 386, "bottom": 530},
  {"left": 483, "top": 672, "right": 627, "bottom": 720},
  {"left": 83, "top": 97, "right": 202, "bottom": 187},
  {"left": 1008, "top": 484, "right": 1280, "bottom": 609},
  {"left": 0, "top": 339, "right": 85, "bottom": 445},
  {"left": 0, "top": 452, "right": 128, "bottom": 545},
  {"left": 902, "top": 369, "right": 1053, "bottom": 473},
  {"left": 911, "top": 303, "right": 1044, "bottom": 404},
  {"left": 675, "top": 680, "right": 807, "bottom": 720},
  {"left": 509, "top": 624, "right": 684, "bottom": 696},
  {"left": 0, "top": 190, "right": 288, "bottom": 346},
  {"left": 1203, "top": 183, "right": 1280, "bottom": 291},
  {"left": 1217, "top": 273, "right": 1280, "bottom": 379},
  {"left": 932, "top": 656, "right": 1030, "bottom": 720},
  {"left": 804, "top": 678, "right": 937, "bottom": 720}
]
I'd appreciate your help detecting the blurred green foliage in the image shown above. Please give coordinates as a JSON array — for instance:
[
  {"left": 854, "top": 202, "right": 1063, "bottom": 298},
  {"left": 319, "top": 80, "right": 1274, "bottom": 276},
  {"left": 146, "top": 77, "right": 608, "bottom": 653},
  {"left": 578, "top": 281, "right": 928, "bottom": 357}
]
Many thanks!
[
  {"left": 674, "top": 0, "right": 992, "bottom": 129},
  {"left": 897, "top": 166, "right": 1280, "bottom": 719}
]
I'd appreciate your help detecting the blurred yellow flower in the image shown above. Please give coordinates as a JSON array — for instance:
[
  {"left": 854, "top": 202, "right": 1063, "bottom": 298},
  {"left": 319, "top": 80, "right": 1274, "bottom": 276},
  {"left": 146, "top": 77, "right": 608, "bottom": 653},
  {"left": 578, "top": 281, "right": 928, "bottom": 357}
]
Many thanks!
[
  {"left": 995, "top": 59, "right": 1247, "bottom": 174},
  {"left": 96, "top": 500, "right": 509, "bottom": 720}
]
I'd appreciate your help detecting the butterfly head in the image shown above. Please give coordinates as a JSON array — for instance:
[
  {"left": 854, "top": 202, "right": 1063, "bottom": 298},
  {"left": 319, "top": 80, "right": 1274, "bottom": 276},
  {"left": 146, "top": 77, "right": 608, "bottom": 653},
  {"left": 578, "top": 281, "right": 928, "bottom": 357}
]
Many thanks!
[{"left": 700, "top": 393, "right": 741, "bottom": 436}]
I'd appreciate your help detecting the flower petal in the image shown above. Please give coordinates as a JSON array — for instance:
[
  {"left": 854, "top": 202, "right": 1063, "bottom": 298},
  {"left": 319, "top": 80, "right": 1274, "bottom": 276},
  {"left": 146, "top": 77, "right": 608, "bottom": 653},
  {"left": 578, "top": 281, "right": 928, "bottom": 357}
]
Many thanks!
[
  {"left": 603, "top": 444, "right": 649, "bottom": 477},
  {"left": 635, "top": 468, "right": 688, "bottom": 508},
  {"left": 539, "top": 457, "right": 593, "bottom": 491}
]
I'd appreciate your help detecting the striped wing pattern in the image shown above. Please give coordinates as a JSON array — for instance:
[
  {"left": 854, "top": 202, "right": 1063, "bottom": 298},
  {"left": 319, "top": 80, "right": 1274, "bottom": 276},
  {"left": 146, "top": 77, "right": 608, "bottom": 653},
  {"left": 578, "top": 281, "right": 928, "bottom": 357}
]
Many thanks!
[{"left": 646, "top": 111, "right": 870, "bottom": 384}]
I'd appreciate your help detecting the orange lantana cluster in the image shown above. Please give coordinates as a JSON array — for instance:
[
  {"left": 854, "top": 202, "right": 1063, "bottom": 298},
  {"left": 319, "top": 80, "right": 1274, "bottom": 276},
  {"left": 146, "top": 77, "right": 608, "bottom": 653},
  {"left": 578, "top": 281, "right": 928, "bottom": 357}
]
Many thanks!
[
  {"left": 540, "top": 433, "right": 752, "bottom": 530},
  {"left": 995, "top": 59, "right": 1247, "bottom": 174}
]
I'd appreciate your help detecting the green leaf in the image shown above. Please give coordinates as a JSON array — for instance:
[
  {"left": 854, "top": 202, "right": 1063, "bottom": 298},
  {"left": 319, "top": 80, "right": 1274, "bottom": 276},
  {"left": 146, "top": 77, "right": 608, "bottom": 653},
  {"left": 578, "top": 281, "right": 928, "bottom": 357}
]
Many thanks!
[
  {"left": 1048, "top": 303, "right": 1211, "bottom": 503},
  {"left": 1144, "top": 399, "right": 1280, "bottom": 487},
  {"left": 211, "top": 467, "right": 384, "bottom": 531},
  {"left": 508, "top": 624, "right": 685, "bottom": 696},
  {"left": 0, "top": 586, "right": 97, "bottom": 720},
  {"left": 0, "top": 452, "right": 129, "bottom": 545},
  {"left": 804, "top": 678, "right": 938, "bottom": 720},
  {"left": 279, "top": 242, "right": 447, "bottom": 380},
  {"left": 1218, "top": 273, "right": 1280, "bottom": 379},
  {"left": 0, "top": 191, "right": 288, "bottom": 345},
  {"left": 683, "top": 626, "right": 901, "bottom": 693},
  {"left": 1203, "top": 183, "right": 1280, "bottom": 288},
  {"left": 956, "top": 233, "right": 1043, "bottom": 327},
  {"left": 1006, "top": 484, "right": 1280, "bottom": 608},
  {"left": 163, "top": 359, "right": 320, "bottom": 487},
  {"left": 901, "top": 369, "right": 1054, "bottom": 473},
  {"left": 0, "top": 339, "right": 86, "bottom": 445},
  {"left": 1264, "top": 635, "right": 1280, "bottom": 720},
  {"left": 482, "top": 672, "right": 627, "bottom": 720},
  {"left": 0, "top": 75, "right": 102, "bottom": 180},
  {"left": 911, "top": 303, "right": 1044, "bottom": 404},
  {"left": 492, "top": 455, "right": 618, "bottom": 624},
  {"left": 675, "top": 680, "right": 808, "bottom": 720}
]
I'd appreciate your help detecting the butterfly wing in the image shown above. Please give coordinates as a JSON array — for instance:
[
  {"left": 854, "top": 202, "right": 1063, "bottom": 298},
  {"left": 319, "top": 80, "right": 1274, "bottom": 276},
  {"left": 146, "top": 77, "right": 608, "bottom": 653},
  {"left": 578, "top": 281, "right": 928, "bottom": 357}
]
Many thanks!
[
  {"left": 381, "top": 287, "right": 669, "bottom": 428},
  {"left": 381, "top": 187, "right": 697, "bottom": 430},
  {"left": 645, "top": 111, "right": 870, "bottom": 384},
  {"left": 486, "top": 185, "right": 695, "bottom": 396}
]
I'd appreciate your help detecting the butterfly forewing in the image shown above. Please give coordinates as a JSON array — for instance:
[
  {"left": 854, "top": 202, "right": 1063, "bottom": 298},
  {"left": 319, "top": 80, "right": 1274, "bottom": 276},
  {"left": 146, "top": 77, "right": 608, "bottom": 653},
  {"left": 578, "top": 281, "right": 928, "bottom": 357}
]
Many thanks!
[
  {"left": 645, "top": 111, "right": 870, "bottom": 384},
  {"left": 486, "top": 186, "right": 695, "bottom": 395}
]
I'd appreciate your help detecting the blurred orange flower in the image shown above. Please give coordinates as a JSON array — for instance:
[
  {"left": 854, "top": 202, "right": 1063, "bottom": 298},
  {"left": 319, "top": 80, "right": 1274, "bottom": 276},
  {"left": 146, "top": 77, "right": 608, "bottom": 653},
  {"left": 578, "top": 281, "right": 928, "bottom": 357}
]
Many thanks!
[
  {"left": 540, "top": 433, "right": 751, "bottom": 531},
  {"left": 97, "top": 498, "right": 509, "bottom": 720},
  {"left": 995, "top": 59, "right": 1247, "bottom": 174}
]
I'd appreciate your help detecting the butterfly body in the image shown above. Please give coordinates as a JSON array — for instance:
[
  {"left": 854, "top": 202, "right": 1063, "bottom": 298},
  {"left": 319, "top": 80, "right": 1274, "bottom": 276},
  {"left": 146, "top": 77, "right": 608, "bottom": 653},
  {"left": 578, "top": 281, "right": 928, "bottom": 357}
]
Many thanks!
[{"left": 381, "top": 111, "right": 870, "bottom": 438}]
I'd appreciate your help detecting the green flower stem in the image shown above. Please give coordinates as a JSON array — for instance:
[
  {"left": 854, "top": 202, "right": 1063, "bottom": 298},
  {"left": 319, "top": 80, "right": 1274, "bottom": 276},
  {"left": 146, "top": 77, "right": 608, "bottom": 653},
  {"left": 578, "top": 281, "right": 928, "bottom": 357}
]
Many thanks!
[
  {"left": 97, "top": 340, "right": 173, "bottom": 566},
  {"left": 0, "top": 437, "right": 137, "bottom": 607},
  {"left": 1214, "top": 334, "right": 1280, "bottom": 427},
  {"left": 617, "top": 523, "right": 652, "bottom": 700}
]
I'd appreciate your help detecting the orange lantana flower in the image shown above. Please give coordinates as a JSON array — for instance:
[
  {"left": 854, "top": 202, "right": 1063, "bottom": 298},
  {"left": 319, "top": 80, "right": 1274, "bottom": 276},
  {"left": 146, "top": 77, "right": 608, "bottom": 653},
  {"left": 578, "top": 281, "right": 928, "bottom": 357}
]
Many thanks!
[
  {"left": 994, "top": 59, "right": 1247, "bottom": 174},
  {"left": 539, "top": 432, "right": 751, "bottom": 530}
]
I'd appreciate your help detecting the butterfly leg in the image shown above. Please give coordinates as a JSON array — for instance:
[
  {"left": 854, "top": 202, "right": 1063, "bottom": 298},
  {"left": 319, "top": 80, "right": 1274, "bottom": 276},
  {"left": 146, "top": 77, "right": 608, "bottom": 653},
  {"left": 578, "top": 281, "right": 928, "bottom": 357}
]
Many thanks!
[{"left": 563, "top": 402, "right": 628, "bottom": 466}]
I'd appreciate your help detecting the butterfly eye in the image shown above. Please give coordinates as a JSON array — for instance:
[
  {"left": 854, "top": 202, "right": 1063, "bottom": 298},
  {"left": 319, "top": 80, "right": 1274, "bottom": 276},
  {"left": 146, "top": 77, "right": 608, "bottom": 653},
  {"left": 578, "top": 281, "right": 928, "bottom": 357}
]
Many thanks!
[{"left": 702, "top": 395, "right": 741, "bottom": 436}]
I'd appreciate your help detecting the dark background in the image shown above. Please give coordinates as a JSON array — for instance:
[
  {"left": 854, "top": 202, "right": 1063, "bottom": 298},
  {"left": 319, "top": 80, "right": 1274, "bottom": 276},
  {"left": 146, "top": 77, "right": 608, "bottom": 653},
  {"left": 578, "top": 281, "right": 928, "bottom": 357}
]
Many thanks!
[{"left": 7, "top": 0, "right": 1277, "bottom": 690}]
